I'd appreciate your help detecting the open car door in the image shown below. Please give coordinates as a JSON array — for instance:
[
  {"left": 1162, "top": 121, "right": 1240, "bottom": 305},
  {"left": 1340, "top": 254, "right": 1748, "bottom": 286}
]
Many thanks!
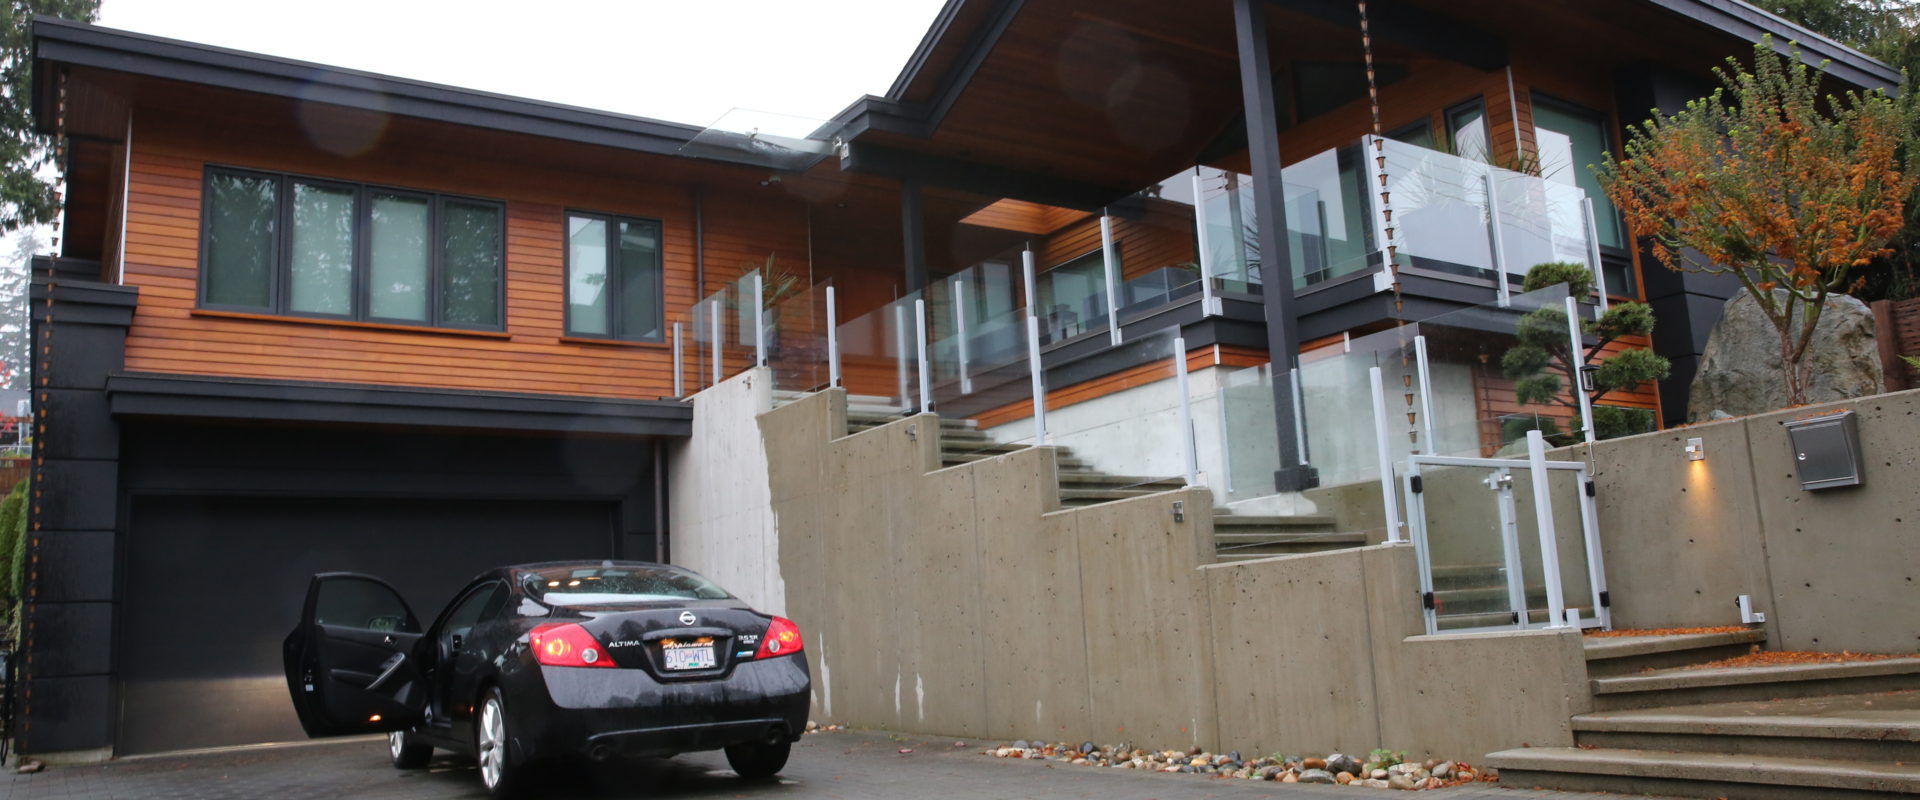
[{"left": 282, "top": 572, "right": 428, "bottom": 737}]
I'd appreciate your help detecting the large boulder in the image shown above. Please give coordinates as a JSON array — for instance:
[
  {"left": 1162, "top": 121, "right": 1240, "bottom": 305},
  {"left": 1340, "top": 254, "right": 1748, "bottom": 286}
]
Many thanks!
[{"left": 1687, "top": 290, "right": 1882, "bottom": 421}]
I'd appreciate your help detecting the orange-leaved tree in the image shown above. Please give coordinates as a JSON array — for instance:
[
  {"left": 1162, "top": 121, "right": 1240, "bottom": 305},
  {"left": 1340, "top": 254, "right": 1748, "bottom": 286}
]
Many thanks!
[{"left": 1597, "top": 38, "right": 1918, "bottom": 406}]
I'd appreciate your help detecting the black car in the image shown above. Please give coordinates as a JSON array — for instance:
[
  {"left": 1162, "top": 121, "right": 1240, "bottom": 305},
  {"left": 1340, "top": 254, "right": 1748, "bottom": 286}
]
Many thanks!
[{"left": 282, "top": 561, "right": 810, "bottom": 798}]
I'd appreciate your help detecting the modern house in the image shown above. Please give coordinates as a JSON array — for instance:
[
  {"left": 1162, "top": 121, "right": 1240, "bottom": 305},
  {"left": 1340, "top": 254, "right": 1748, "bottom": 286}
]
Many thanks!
[{"left": 21, "top": 3, "right": 1919, "bottom": 795}]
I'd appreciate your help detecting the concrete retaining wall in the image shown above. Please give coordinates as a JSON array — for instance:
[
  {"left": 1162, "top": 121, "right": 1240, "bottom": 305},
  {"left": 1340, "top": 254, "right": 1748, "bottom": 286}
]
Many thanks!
[
  {"left": 1577, "top": 388, "right": 1920, "bottom": 653},
  {"left": 744, "top": 387, "right": 1587, "bottom": 758},
  {"left": 666, "top": 368, "right": 787, "bottom": 616}
]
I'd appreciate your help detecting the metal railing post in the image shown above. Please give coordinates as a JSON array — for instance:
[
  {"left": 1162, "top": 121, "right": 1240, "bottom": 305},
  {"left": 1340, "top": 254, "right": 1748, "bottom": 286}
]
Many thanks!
[
  {"left": 954, "top": 279, "right": 973, "bottom": 394},
  {"left": 708, "top": 297, "right": 722, "bottom": 386},
  {"left": 1190, "top": 168, "right": 1220, "bottom": 316},
  {"left": 1582, "top": 197, "right": 1610, "bottom": 317},
  {"left": 826, "top": 286, "right": 841, "bottom": 388},
  {"left": 1026, "top": 315, "right": 1047, "bottom": 444},
  {"left": 1484, "top": 171, "right": 1511, "bottom": 308},
  {"left": 893, "top": 302, "right": 910, "bottom": 408},
  {"left": 915, "top": 298, "right": 932, "bottom": 414},
  {"left": 1370, "top": 366, "right": 1405, "bottom": 542},
  {"left": 1566, "top": 296, "right": 1597, "bottom": 444},
  {"left": 1290, "top": 366, "right": 1308, "bottom": 464},
  {"left": 672, "top": 322, "right": 684, "bottom": 397},
  {"left": 1021, "top": 248, "right": 1039, "bottom": 316},
  {"left": 1413, "top": 335, "right": 1438, "bottom": 454},
  {"left": 1100, "top": 214, "right": 1123, "bottom": 346},
  {"left": 1526, "top": 429, "right": 1569, "bottom": 628},
  {"left": 1174, "top": 336, "right": 1198, "bottom": 486},
  {"left": 752, "top": 272, "right": 767, "bottom": 367}
]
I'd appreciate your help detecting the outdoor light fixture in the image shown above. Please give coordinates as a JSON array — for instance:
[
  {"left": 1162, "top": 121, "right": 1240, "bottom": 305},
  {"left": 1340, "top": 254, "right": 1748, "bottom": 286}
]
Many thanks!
[
  {"left": 1684, "top": 437, "right": 1706, "bottom": 461},
  {"left": 1578, "top": 364, "right": 1598, "bottom": 393}
]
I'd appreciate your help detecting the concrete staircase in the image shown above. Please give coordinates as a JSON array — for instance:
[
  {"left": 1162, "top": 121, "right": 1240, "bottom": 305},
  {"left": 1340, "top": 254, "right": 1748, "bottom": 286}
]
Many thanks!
[
  {"left": 843, "top": 411, "right": 1358, "bottom": 561},
  {"left": 1487, "top": 629, "right": 1920, "bottom": 799}
]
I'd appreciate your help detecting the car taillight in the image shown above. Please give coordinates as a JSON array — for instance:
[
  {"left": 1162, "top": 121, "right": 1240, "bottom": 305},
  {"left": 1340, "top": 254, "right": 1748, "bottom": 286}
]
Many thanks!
[
  {"left": 754, "top": 616, "right": 803, "bottom": 659},
  {"left": 529, "top": 622, "right": 614, "bottom": 668}
]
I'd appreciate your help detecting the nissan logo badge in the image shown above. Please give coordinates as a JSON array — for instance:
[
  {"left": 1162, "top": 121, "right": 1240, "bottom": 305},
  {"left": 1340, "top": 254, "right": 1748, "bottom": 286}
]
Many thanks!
[{"left": 678, "top": 611, "right": 697, "bottom": 626}]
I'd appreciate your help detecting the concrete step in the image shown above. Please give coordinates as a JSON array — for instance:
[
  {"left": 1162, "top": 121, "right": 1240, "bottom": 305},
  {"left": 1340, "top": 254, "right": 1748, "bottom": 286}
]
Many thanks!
[
  {"left": 939, "top": 450, "right": 1088, "bottom": 470},
  {"left": 1058, "top": 485, "right": 1183, "bottom": 505},
  {"left": 1213, "top": 532, "right": 1368, "bottom": 559},
  {"left": 1590, "top": 657, "right": 1920, "bottom": 711},
  {"left": 1571, "top": 691, "right": 1920, "bottom": 762},
  {"left": 1583, "top": 628, "right": 1766, "bottom": 677},
  {"left": 1057, "top": 474, "right": 1186, "bottom": 488},
  {"left": 1430, "top": 584, "right": 1550, "bottom": 615},
  {"left": 1210, "top": 515, "right": 1338, "bottom": 530},
  {"left": 846, "top": 414, "right": 976, "bottom": 432},
  {"left": 1485, "top": 746, "right": 1920, "bottom": 799}
]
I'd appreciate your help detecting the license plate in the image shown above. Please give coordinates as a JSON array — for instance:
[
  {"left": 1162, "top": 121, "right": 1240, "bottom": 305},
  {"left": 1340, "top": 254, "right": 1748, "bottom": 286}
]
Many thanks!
[{"left": 662, "top": 643, "right": 716, "bottom": 671}]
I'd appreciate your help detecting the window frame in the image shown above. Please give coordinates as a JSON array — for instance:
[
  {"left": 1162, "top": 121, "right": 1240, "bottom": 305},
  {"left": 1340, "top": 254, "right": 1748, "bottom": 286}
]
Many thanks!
[
  {"left": 1443, "top": 97, "right": 1490, "bottom": 161},
  {"left": 197, "top": 165, "right": 508, "bottom": 332},
  {"left": 562, "top": 209, "right": 667, "bottom": 343}
]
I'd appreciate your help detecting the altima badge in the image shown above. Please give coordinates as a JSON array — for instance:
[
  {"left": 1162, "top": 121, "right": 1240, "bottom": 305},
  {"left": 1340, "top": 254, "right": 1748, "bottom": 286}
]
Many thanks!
[{"left": 678, "top": 611, "right": 697, "bottom": 626}]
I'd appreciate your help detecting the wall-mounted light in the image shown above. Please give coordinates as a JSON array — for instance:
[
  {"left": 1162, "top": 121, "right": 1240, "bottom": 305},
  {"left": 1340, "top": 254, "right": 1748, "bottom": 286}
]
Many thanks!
[
  {"left": 1684, "top": 437, "right": 1706, "bottom": 461},
  {"left": 1578, "top": 364, "right": 1598, "bottom": 393}
]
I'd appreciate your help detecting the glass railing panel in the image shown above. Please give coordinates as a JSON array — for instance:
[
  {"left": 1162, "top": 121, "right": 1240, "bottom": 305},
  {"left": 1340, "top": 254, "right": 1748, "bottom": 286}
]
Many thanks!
[
  {"left": 1033, "top": 248, "right": 1110, "bottom": 346},
  {"left": 1282, "top": 146, "right": 1376, "bottom": 289},
  {"left": 1413, "top": 282, "right": 1580, "bottom": 450},
  {"left": 834, "top": 290, "right": 922, "bottom": 416},
  {"left": 1494, "top": 173, "right": 1593, "bottom": 281},
  {"left": 686, "top": 282, "right": 748, "bottom": 393},
  {"left": 1297, "top": 326, "right": 1421, "bottom": 489},
  {"left": 1196, "top": 167, "right": 1261, "bottom": 294},
  {"left": 1040, "top": 327, "right": 1189, "bottom": 495},
  {"left": 767, "top": 280, "right": 832, "bottom": 402},
  {"left": 1378, "top": 138, "right": 1496, "bottom": 281},
  {"left": 928, "top": 305, "right": 1043, "bottom": 464}
]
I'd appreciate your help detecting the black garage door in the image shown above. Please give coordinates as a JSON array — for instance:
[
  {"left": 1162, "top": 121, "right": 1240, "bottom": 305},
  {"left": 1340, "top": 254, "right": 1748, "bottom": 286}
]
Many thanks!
[{"left": 117, "top": 495, "right": 617, "bottom": 755}]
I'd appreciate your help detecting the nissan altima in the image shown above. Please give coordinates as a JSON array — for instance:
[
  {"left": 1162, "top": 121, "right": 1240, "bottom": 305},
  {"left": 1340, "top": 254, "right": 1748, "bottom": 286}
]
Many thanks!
[{"left": 281, "top": 561, "right": 810, "bottom": 798}]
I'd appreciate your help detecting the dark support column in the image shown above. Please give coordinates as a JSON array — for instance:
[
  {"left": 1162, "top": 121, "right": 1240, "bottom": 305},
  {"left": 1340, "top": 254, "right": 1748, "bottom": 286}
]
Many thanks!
[
  {"left": 1233, "top": 0, "right": 1316, "bottom": 491},
  {"left": 22, "top": 257, "right": 136, "bottom": 756},
  {"left": 900, "top": 178, "right": 928, "bottom": 294},
  {"left": 1613, "top": 64, "right": 1730, "bottom": 426}
]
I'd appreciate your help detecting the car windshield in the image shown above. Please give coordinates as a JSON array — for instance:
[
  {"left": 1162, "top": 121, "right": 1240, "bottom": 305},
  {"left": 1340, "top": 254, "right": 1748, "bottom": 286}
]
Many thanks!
[{"left": 520, "top": 565, "right": 732, "bottom": 606}]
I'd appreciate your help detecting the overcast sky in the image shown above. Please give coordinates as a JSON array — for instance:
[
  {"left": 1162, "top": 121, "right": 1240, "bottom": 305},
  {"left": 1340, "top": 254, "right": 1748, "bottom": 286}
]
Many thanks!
[{"left": 96, "top": 0, "right": 949, "bottom": 128}]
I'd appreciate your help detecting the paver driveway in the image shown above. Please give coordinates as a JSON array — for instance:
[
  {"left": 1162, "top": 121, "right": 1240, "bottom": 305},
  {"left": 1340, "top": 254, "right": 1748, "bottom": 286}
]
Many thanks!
[{"left": 0, "top": 731, "right": 1632, "bottom": 800}]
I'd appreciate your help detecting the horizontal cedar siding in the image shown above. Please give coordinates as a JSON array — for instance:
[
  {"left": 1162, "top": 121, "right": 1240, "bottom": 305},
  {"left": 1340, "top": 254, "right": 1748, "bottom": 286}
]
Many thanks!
[{"left": 120, "top": 116, "right": 805, "bottom": 400}]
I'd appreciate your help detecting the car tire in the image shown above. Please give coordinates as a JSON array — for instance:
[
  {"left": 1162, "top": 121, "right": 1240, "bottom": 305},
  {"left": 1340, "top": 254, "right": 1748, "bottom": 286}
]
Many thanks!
[
  {"left": 476, "top": 688, "right": 525, "bottom": 799},
  {"left": 724, "top": 739, "right": 791, "bottom": 780},
  {"left": 388, "top": 729, "right": 432, "bottom": 769}
]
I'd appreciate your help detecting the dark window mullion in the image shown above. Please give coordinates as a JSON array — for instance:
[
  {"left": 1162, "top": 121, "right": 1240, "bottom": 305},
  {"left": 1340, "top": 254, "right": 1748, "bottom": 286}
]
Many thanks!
[
  {"left": 273, "top": 174, "right": 291, "bottom": 316},
  {"left": 606, "top": 217, "right": 625, "bottom": 340},
  {"left": 429, "top": 197, "right": 445, "bottom": 328},
  {"left": 353, "top": 185, "right": 370, "bottom": 321}
]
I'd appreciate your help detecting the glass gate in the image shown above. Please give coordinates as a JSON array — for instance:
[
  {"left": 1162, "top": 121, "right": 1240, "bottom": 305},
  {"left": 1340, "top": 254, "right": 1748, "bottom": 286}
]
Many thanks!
[{"left": 1403, "top": 439, "right": 1610, "bottom": 635}]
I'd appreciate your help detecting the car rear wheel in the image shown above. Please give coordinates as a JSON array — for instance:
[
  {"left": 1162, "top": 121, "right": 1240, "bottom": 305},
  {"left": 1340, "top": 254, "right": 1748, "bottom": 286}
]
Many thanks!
[
  {"left": 724, "top": 739, "right": 791, "bottom": 780},
  {"left": 388, "top": 729, "right": 432, "bottom": 769},
  {"left": 476, "top": 688, "right": 524, "bottom": 798}
]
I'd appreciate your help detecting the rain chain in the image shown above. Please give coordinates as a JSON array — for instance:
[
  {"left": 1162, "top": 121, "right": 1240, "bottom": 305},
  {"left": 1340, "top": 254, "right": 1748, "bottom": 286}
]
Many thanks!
[{"left": 1357, "top": 1, "right": 1421, "bottom": 447}]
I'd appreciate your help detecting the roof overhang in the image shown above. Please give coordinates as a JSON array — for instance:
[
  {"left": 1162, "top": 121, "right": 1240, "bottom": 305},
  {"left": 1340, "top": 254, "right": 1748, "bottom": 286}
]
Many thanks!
[{"left": 29, "top": 17, "right": 841, "bottom": 170}]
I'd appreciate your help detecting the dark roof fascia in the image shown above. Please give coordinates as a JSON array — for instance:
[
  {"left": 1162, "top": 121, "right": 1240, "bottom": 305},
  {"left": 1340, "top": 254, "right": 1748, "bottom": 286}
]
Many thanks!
[
  {"left": 825, "top": 95, "right": 935, "bottom": 142},
  {"left": 105, "top": 372, "right": 693, "bottom": 438},
  {"left": 884, "top": 0, "right": 975, "bottom": 100},
  {"left": 28, "top": 17, "right": 836, "bottom": 170},
  {"left": 1648, "top": 0, "right": 1902, "bottom": 92}
]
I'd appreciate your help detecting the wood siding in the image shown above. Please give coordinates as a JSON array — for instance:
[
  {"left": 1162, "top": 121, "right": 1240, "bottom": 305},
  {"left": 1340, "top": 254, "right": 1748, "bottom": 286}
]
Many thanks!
[{"left": 119, "top": 102, "right": 808, "bottom": 400}]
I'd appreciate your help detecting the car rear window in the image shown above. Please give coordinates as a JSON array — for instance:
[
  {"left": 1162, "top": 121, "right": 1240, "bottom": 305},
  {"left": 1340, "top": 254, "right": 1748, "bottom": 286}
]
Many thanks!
[{"left": 520, "top": 565, "right": 732, "bottom": 606}]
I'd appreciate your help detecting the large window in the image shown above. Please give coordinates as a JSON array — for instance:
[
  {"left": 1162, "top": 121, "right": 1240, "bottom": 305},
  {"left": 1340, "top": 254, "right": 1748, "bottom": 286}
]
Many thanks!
[
  {"left": 565, "top": 212, "right": 664, "bottom": 341},
  {"left": 1533, "top": 94, "right": 1632, "bottom": 294},
  {"left": 200, "top": 167, "right": 505, "bottom": 330}
]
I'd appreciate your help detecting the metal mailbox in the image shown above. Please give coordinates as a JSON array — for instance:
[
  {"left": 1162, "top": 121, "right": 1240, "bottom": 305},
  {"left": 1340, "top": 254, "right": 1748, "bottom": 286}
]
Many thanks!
[{"left": 1781, "top": 410, "right": 1863, "bottom": 490}]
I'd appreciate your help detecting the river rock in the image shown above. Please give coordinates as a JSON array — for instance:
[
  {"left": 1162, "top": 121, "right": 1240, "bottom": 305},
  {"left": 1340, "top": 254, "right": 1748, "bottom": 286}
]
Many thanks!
[
  {"left": 1432, "top": 761, "right": 1452, "bottom": 779},
  {"left": 1688, "top": 290, "right": 1883, "bottom": 422},
  {"left": 1299, "top": 768, "right": 1336, "bottom": 784},
  {"left": 1326, "top": 753, "right": 1361, "bottom": 775},
  {"left": 1303, "top": 757, "right": 1327, "bottom": 770},
  {"left": 1361, "top": 778, "right": 1392, "bottom": 789}
]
